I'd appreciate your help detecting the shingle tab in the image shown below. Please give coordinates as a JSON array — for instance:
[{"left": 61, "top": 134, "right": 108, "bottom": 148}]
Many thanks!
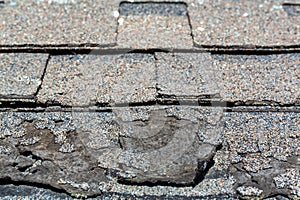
[
  {"left": 213, "top": 53, "right": 300, "bottom": 105},
  {"left": 156, "top": 52, "right": 219, "bottom": 100},
  {"left": 37, "top": 54, "right": 156, "bottom": 106},
  {"left": 0, "top": 0, "right": 118, "bottom": 47},
  {"left": 0, "top": 53, "right": 48, "bottom": 100},
  {"left": 117, "top": 2, "right": 193, "bottom": 49},
  {"left": 189, "top": 0, "right": 300, "bottom": 47}
]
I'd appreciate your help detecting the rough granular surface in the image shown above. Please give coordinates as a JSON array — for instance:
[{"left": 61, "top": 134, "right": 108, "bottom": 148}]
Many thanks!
[
  {"left": 0, "top": 106, "right": 229, "bottom": 198},
  {"left": 0, "top": 53, "right": 49, "bottom": 100},
  {"left": 189, "top": 0, "right": 300, "bottom": 47},
  {"left": 0, "top": 0, "right": 118, "bottom": 47},
  {"left": 224, "top": 111, "right": 300, "bottom": 198},
  {"left": 117, "top": 2, "right": 193, "bottom": 49},
  {"left": 156, "top": 52, "right": 219, "bottom": 100},
  {"left": 213, "top": 53, "right": 300, "bottom": 105},
  {"left": 1, "top": 0, "right": 300, "bottom": 199},
  {"left": 37, "top": 54, "right": 156, "bottom": 106}
]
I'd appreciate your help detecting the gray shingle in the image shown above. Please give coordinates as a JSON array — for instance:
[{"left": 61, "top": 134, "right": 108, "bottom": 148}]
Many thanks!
[
  {"left": 0, "top": 53, "right": 48, "bottom": 100},
  {"left": 213, "top": 53, "right": 300, "bottom": 105},
  {"left": 117, "top": 2, "right": 193, "bottom": 49},
  {"left": 0, "top": 0, "right": 118, "bottom": 47},
  {"left": 37, "top": 54, "right": 156, "bottom": 106},
  {"left": 189, "top": 0, "right": 300, "bottom": 47},
  {"left": 156, "top": 52, "right": 219, "bottom": 101}
]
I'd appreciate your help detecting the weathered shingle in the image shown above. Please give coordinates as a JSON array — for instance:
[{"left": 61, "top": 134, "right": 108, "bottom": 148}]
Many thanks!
[
  {"left": 155, "top": 52, "right": 219, "bottom": 100},
  {"left": 224, "top": 111, "right": 300, "bottom": 197},
  {"left": 37, "top": 54, "right": 156, "bottom": 106},
  {"left": 0, "top": 0, "right": 119, "bottom": 47},
  {"left": 213, "top": 53, "right": 300, "bottom": 105},
  {"left": 117, "top": 2, "right": 193, "bottom": 49},
  {"left": 189, "top": 0, "right": 300, "bottom": 47},
  {"left": 0, "top": 53, "right": 48, "bottom": 100}
]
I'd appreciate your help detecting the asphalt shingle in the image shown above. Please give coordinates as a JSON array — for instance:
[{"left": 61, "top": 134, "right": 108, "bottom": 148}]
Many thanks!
[
  {"left": 0, "top": 0, "right": 118, "bottom": 47},
  {"left": 37, "top": 54, "right": 156, "bottom": 106},
  {"left": 117, "top": 2, "right": 193, "bottom": 49},
  {"left": 189, "top": 0, "right": 300, "bottom": 47},
  {"left": 156, "top": 52, "right": 219, "bottom": 101},
  {"left": 0, "top": 53, "right": 48, "bottom": 101},
  {"left": 213, "top": 53, "right": 300, "bottom": 105}
]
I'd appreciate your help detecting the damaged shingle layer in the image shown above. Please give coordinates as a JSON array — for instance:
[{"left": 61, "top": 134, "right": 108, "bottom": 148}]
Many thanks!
[{"left": 0, "top": 106, "right": 227, "bottom": 197}]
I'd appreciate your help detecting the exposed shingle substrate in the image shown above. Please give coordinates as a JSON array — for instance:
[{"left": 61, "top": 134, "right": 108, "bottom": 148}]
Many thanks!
[
  {"left": 0, "top": 112, "right": 115, "bottom": 197},
  {"left": 0, "top": 53, "right": 48, "bottom": 100},
  {"left": 0, "top": 106, "right": 230, "bottom": 197},
  {"left": 100, "top": 106, "right": 223, "bottom": 185},
  {"left": 37, "top": 54, "right": 156, "bottom": 106},
  {"left": 156, "top": 53, "right": 219, "bottom": 100},
  {"left": 213, "top": 53, "right": 300, "bottom": 105},
  {"left": 189, "top": 0, "right": 300, "bottom": 47},
  {"left": 224, "top": 112, "right": 300, "bottom": 198},
  {"left": 0, "top": 0, "right": 118, "bottom": 47},
  {"left": 117, "top": 3, "right": 193, "bottom": 49}
]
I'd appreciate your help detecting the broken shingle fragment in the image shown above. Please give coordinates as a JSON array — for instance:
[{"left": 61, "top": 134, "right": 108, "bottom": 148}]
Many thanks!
[
  {"left": 99, "top": 106, "right": 224, "bottom": 185},
  {"left": 0, "top": 112, "right": 118, "bottom": 196}
]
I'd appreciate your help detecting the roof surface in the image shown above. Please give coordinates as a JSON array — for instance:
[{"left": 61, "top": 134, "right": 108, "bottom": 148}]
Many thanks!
[{"left": 0, "top": 0, "right": 299, "bottom": 199}]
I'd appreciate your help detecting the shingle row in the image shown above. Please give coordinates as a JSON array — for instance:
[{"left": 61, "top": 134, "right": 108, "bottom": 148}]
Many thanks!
[
  {"left": 1, "top": 53, "right": 299, "bottom": 106},
  {"left": 0, "top": 1, "right": 298, "bottom": 49}
]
